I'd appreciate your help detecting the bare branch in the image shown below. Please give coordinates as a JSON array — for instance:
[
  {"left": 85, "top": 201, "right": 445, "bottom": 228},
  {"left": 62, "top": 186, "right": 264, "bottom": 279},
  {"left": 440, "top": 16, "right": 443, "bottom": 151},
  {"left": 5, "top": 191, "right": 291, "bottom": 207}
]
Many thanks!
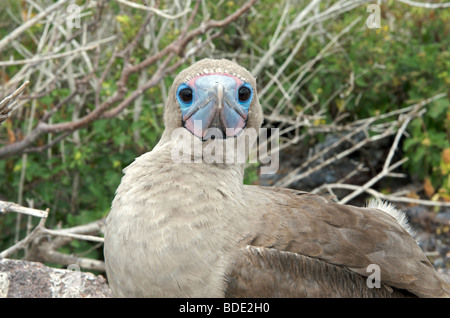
[
  {"left": 398, "top": 0, "right": 450, "bottom": 9},
  {"left": 0, "top": 214, "right": 47, "bottom": 259},
  {"left": 252, "top": 0, "right": 321, "bottom": 77},
  {"left": 44, "top": 229, "right": 104, "bottom": 243},
  {"left": 116, "top": 0, "right": 192, "bottom": 19},
  {"left": 0, "top": 36, "right": 117, "bottom": 67},
  {"left": 170, "top": 0, "right": 257, "bottom": 56},
  {"left": 0, "top": 81, "right": 30, "bottom": 124},
  {"left": 312, "top": 183, "right": 450, "bottom": 208},
  {"left": 339, "top": 157, "right": 410, "bottom": 204},
  {"left": 0, "top": 0, "right": 70, "bottom": 52},
  {"left": 34, "top": 247, "right": 106, "bottom": 272},
  {"left": 275, "top": 125, "right": 395, "bottom": 188},
  {"left": 0, "top": 200, "right": 104, "bottom": 270},
  {"left": 274, "top": 93, "right": 447, "bottom": 189},
  {"left": 0, "top": 200, "right": 48, "bottom": 218}
]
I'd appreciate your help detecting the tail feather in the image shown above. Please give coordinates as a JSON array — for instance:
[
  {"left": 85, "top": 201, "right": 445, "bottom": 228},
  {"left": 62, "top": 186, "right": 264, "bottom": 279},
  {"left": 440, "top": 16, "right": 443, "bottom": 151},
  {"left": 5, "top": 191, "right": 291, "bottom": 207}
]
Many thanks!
[{"left": 367, "top": 199, "right": 415, "bottom": 237}]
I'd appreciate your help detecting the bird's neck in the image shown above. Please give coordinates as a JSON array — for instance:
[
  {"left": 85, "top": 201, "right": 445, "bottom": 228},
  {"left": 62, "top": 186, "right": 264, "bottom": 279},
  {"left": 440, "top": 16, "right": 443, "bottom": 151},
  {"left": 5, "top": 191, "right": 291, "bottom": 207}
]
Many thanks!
[{"left": 147, "top": 135, "right": 247, "bottom": 199}]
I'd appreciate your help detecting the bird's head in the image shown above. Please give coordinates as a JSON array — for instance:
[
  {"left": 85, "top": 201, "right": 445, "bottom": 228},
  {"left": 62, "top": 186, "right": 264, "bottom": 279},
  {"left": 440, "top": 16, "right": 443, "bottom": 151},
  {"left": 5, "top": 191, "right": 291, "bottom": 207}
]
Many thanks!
[{"left": 163, "top": 59, "right": 263, "bottom": 141}]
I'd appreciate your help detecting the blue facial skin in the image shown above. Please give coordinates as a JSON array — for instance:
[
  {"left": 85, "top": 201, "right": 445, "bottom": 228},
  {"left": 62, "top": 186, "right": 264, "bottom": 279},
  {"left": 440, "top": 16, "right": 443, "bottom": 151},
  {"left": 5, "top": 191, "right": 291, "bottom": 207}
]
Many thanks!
[
  {"left": 176, "top": 74, "right": 253, "bottom": 139},
  {"left": 176, "top": 83, "right": 194, "bottom": 112}
]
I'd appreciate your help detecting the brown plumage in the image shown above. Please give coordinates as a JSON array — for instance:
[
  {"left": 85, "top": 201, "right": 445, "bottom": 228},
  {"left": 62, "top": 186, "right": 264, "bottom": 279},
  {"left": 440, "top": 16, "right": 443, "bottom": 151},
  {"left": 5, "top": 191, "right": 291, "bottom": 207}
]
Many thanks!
[{"left": 104, "top": 58, "right": 450, "bottom": 298}]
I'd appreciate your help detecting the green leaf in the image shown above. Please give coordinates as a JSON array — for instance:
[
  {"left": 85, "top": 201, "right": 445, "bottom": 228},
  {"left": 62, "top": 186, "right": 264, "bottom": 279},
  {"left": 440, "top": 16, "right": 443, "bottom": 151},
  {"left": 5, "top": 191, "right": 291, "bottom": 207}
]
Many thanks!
[
  {"left": 428, "top": 99, "right": 449, "bottom": 119},
  {"left": 411, "top": 146, "right": 426, "bottom": 167},
  {"left": 403, "top": 138, "right": 418, "bottom": 152}
]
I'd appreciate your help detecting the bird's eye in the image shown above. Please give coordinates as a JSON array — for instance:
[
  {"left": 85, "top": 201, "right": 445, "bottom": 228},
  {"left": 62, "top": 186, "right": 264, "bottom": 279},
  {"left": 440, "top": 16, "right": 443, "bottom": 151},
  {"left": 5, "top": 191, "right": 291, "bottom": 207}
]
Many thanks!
[
  {"left": 238, "top": 86, "right": 251, "bottom": 103},
  {"left": 178, "top": 88, "right": 193, "bottom": 104}
]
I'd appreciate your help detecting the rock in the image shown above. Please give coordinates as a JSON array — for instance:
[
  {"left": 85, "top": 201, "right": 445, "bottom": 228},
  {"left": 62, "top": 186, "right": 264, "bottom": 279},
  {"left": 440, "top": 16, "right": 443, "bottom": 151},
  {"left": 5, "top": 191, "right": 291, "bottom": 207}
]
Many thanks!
[{"left": 0, "top": 258, "right": 113, "bottom": 298}]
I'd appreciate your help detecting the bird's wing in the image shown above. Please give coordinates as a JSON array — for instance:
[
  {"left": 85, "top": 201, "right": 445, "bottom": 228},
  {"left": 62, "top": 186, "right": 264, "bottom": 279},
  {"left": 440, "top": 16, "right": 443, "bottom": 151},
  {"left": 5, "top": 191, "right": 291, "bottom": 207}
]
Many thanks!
[
  {"left": 225, "top": 185, "right": 450, "bottom": 297},
  {"left": 225, "top": 245, "right": 413, "bottom": 297}
]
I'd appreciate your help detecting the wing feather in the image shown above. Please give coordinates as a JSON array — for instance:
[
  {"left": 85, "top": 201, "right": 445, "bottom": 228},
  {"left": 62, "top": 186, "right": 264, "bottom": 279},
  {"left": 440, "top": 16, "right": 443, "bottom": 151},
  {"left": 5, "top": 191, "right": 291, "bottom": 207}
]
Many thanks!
[{"left": 228, "top": 185, "right": 450, "bottom": 297}]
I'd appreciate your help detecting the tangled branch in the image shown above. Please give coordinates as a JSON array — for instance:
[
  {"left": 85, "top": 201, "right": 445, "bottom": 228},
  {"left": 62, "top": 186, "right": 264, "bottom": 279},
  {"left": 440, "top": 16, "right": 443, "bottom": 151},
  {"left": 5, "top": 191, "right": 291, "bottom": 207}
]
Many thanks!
[
  {"left": 0, "top": 81, "right": 29, "bottom": 125},
  {"left": 0, "top": 199, "right": 105, "bottom": 271},
  {"left": 0, "top": 0, "right": 256, "bottom": 159}
]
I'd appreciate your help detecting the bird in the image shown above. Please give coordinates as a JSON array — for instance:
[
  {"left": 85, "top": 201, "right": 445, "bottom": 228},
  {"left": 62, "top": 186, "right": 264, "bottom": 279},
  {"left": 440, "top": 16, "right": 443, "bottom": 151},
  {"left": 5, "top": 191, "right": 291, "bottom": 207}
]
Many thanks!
[{"left": 103, "top": 58, "right": 450, "bottom": 298}]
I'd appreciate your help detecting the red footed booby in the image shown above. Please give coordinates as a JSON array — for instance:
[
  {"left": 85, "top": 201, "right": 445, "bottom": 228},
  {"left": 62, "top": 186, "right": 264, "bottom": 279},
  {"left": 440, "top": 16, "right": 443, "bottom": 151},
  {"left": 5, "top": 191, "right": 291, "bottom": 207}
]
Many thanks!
[{"left": 104, "top": 58, "right": 450, "bottom": 297}]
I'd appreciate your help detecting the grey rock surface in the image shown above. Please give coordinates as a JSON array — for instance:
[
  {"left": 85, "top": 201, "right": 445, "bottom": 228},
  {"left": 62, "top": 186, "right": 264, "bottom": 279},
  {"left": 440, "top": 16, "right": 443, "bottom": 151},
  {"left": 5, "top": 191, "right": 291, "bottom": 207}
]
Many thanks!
[{"left": 0, "top": 258, "right": 113, "bottom": 298}]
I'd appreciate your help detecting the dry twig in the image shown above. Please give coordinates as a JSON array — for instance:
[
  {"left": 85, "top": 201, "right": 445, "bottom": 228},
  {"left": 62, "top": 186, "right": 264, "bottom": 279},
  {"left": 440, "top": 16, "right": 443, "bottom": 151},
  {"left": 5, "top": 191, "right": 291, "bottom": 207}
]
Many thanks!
[
  {"left": 0, "top": 200, "right": 105, "bottom": 271},
  {"left": 0, "top": 81, "right": 30, "bottom": 125},
  {"left": 398, "top": 0, "right": 450, "bottom": 9},
  {"left": 0, "top": 200, "right": 48, "bottom": 218}
]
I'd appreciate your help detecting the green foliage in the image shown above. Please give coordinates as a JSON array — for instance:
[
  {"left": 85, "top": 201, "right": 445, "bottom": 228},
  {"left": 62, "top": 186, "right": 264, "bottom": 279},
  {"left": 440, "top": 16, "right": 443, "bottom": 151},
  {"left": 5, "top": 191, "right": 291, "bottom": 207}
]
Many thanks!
[{"left": 243, "top": 163, "right": 259, "bottom": 185}]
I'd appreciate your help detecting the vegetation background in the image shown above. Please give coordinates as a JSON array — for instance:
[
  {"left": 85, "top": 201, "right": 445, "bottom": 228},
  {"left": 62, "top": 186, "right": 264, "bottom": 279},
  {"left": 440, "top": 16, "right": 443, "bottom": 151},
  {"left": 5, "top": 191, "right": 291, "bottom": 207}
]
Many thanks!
[{"left": 0, "top": 0, "right": 449, "bottom": 274}]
